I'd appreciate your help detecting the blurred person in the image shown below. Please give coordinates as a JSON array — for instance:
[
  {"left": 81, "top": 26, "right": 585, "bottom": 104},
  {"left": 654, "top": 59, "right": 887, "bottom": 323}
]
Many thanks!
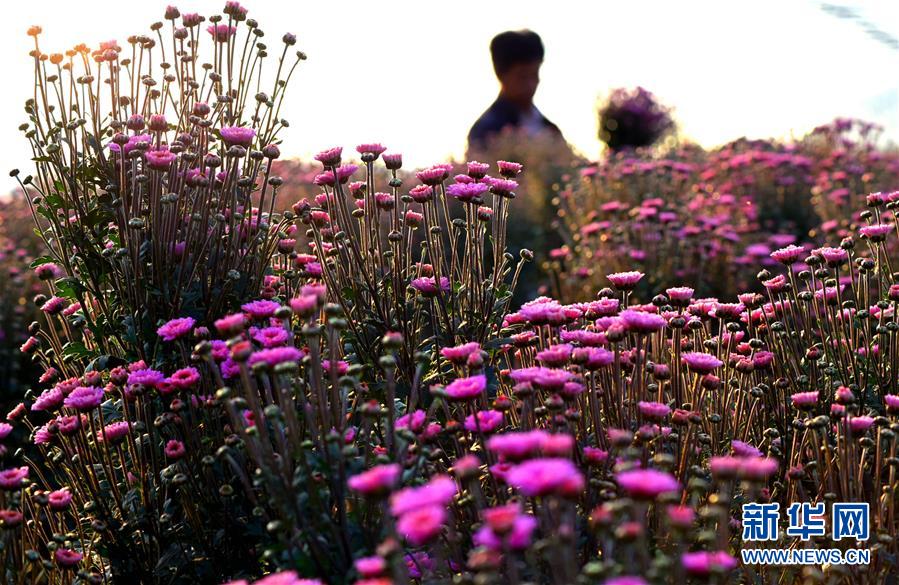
[{"left": 467, "top": 30, "right": 563, "bottom": 150}]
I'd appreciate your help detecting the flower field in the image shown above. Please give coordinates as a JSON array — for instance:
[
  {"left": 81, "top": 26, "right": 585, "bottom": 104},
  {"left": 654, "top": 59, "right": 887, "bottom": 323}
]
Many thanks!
[{"left": 2, "top": 4, "right": 899, "bottom": 585}]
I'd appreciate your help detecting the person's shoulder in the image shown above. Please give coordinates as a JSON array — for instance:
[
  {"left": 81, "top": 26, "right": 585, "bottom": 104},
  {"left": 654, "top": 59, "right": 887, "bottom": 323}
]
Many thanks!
[{"left": 468, "top": 99, "right": 516, "bottom": 146}]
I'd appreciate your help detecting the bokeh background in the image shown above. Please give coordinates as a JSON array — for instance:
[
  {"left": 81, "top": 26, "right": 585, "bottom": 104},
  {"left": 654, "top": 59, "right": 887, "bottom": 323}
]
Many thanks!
[{"left": 4, "top": 0, "right": 898, "bottom": 168}]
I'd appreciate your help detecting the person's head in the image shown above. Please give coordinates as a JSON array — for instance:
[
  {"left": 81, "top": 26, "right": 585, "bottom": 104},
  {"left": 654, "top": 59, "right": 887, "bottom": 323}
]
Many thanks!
[{"left": 490, "top": 30, "right": 544, "bottom": 106}]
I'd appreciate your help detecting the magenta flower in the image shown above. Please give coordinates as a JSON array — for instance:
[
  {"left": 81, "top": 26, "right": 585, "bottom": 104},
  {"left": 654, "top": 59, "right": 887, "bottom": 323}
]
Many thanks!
[
  {"left": 607, "top": 270, "right": 644, "bottom": 290},
  {"left": 859, "top": 223, "right": 892, "bottom": 240},
  {"left": 242, "top": 299, "right": 281, "bottom": 320},
  {"left": 146, "top": 148, "right": 177, "bottom": 170},
  {"left": 40, "top": 296, "right": 67, "bottom": 314},
  {"left": 619, "top": 309, "right": 666, "bottom": 334},
  {"left": 63, "top": 386, "right": 103, "bottom": 411},
  {"left": 446, "top": 181, "right": 489, "bottom": 203},
  {"left": 443, "top": 374, "right": 487, "bottom": 401},
  {"left": 846, "top": 415, "right": 875, "bottom": 436},
  {"left": 885, "top": 394, "right": 899, "bottom": 414},
  {"left": 390, "top": 475, "right": 456, "bottom": 517},
  {"left": 464, "top": 410, "right": 504, "bottom": 434},
  {"left": 48, "top": 488, "right": 73, "bottom": 511},
  {"left": 0, "top": 466, "right": 29, "bottom": 490},
  {"left": 731, "top": 440, "right": 762, "bottom": 458},
  {"left": 681, "top": 351, "right": 723, "bottom": 374},
  {"left": 770, "top": 244, "right": 806, "bottom": 264},
  {"left": 31, "top": 387, "right": 64, "bottom": 412},
  {"left": 616, "top": 469, "right": 679, "bottom": 499},
  {"left": 411, "top": 276, "right": 449, "bottom": 297},
  {"left": 220, "top": 126, "right": 255, "bottom": 147},
  {"left": 207, "top": 23, "right": 236, "bottom": 42},
  {"left": 248, "top": 347, "right": 304, "bottom": 368},
  {"left": 486, "top": 430, "right": 549, "bottom": 461},
  {"left": 215, "top": 312, "right": 247, "bottom": 335},
  {"left": 814, "top": 246, "right": 849, "bottom": 266},
  {"left": 790, "top": 391, "right": 819, "bottom": 410},
  {"left": 348, "top": 464, "right": 401, "bottom": 496},
  {"left": 572, "top": 347, "right": 614, "bottom": 369},
  {"left": 396, "top": 505, "right": 446, "bottom": 546},
  {"left": 506, "top": 458, "right": 585, "bottom": 497},
  {"left": 356, "top": 143, "right": 387, "bottom": 158},
  {"left": 474, "top": 512, "right": 537, "bottom": 551},
  {"left": 54, "top": 548, "right": 83, "bottom": 568},
  {"left": 96, "top": 421, "right": 131, "bottom": 444},
  {"left": 165, "top": 439, "right": 186, "bottom": 460},
  {"left": 252, "top": 326, "right": 290, "bottom": 348},
  {"left": 681, "top": 551, "right": 738, "bottom": 576},
  {"left": 440, "top": 342, "right": 481, "bottom": 364},
  {"left": 127, "top": 368, "right": 165, "bottom": 388},
  {"left": 157, "top": 317, "right": 196, "bottom": 341},
  {"left": 497, "top": 160, "right": 523, "bottom": 177},
  {"left": 738, "top": 457, "right": 779, "bottom": 480},
  {"left": 169, "top": 367, "right": 200, "bottom": 390},
  {"left": 638, "top": 401, "right": 671, "bottom": 420},
  {"left": 314, "top": 146, "right": 342, "bottom": 167}
]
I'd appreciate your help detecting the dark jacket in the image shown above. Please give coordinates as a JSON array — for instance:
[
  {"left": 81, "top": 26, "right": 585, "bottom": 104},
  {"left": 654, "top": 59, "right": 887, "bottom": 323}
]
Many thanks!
[{"left": 467, "top": 96, "right": 562, "bottom": 150}]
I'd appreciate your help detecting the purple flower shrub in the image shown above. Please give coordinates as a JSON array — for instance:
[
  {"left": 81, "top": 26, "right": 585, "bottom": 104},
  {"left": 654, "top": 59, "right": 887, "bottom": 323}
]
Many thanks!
[
  {"left": 551, "top": 124, "right": 899, "bottom": 302},
  {"left": 17, "top": 2, "right": 305, "bottom": 362},
  {"left": 597, "top": 87, "right": 675, "bottom": 152}
]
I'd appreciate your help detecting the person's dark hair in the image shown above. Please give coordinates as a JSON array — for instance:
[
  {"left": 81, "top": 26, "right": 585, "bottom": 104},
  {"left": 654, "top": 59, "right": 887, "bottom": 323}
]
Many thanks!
[{"left": 490, "top": 30, "right": 544, "bottom": 76}]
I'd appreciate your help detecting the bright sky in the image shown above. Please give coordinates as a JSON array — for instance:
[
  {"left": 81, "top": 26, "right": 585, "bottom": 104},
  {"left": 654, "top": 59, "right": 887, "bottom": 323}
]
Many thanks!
[{"left": 5, "top": 0, "right": 899, "bottom": 170}]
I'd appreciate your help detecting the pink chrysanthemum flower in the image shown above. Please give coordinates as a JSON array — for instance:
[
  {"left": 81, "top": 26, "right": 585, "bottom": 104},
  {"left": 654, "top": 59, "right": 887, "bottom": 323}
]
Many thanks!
[
  {"left": 314, "top": 146, "right": 342, "bottom": 167},
  {"left": 248, "top": 347, "right": 304, "bottom": 368},
  {"left": 215, "top": 312, "right": 247, "bottom": 335},
  {"left": 446, "top": 181, "right": 489, "bottom": 203},
  {"left": 443, "top": 374, "right": 487, "bottom": 401},
  {"left": 40, "top": 296, "right": 67, "bottom": 315},
  {"left": 396, "top": 505, "right": 446, "bottom": 546},
  {"left": 96, "top": 421, "right": 131, "bottom": 444},
  {"left": 63, "top": 386, "right": 103, "bottom": 411},
  {"left": 770, "top": 244, "right": 806, "bottom": 264},
  {"left": 474, "top": 509, "right": 537, "bottom": 551},
  {"left": 681, "top": 551, "right": 738, "bottom": 576},
  {"left": 486, "top": 430, "right": 549, "bottom": 461},
  {"left": 356, "top": 143, "right": 387, "bottom": 159},
  {"left": 681, "top": 351, "right": 723, "bottom": 374},
  {"left": 220, "top": 126, "right": 255, "bottom": 147},
  {"left": 146, "top": 148, "right": 177, "bottom": 170},
  {"left": 242, "top": 299, "right": 281, "bottom": 320},
  {"left": 791, "top": 390, "right": 819, "bottom": 410},
  {"left": 165, "top": 439, "right": 186, "bottom": 460},
  {"left": 638, "top": 401, "right": 671, "bottom": 420},
  {"left": 0, "top": 466, "right": 29, "bottom": 490},
  {"left": 497, "top": 160, "right": 523, "bottom": 177},
  {"left": 31, "top": 387, "right": 64, "bottom": 412},
  {"left": 615, "top": 469, "right": 679, "bottom": 499},
  {"left": 738, "top": 457, "right": 779, "bottom": 480},
  {"left": 207, "top": 23, "right": 236, "bottom": 42},
  {"left": 169, "top": 367, "right": 200, "bottom": 390},
  {"left": 54, "top": 548, "right": 83, "bottom": 568},
  {"left": 252, "top": 326, "right": 290, "bottom": 348},
  {"left": 464, "top": 410, "right": 504, "bottom": 434},
  {"left": 127, "top": 368, "right": 165, "bottom": 388},
  {"left": 157, "top": 317, "right": 196, "bottom": 341},
  {"left": 506, "top": 458, "right": 585, "bottom": 497},
  {"left": 47, "top": 488, "right": 73, "bottom": 511},
  {"left": 731, "top": 440, "right": 762, "bottom": 458},
  {"left": 348, "top": 463, "right": 402, "bottom": 496},
  {"left": 390, "top": 475, "right": 456, "bottom": 517},
  {"left": 411, "top": 276, "right": 449, "bottom": 297},
  {"left": 619, "top": 309, "right": 666, "bottom": 334},
  {"left": 607, "top": 270, "right": 644, "bottom": 290},
  {"left": 440, "top": 342, "right": 481, "bottom": 365}
]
